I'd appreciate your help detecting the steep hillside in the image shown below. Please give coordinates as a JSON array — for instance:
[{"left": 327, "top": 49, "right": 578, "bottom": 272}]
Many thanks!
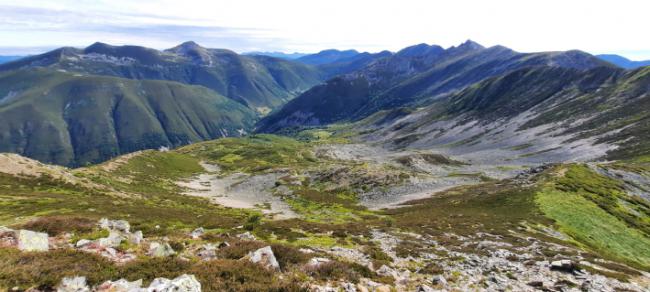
[
  {"left": 0, "top": 68, "right": 257, "bottom": 166},
  {"left": 356, "top": 65, "right": 650, "bottom": 162},
  {"left": 0, "top": 42, "right": 325, "bottom": 112},
  {"left": 598, "top": 54, "right": 650, "bottom": 69},
  {"left": 257, "top": 41, "right": 614, "bottom": 133}
]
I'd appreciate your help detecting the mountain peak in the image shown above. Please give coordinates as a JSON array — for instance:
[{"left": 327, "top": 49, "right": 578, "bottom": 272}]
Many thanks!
[
  {"left": 166, "top": 41, "right": 207, "bottom": 53},
  {"left": 458, "top": 39, "right": 484, "bottom": 50},
  {"left": 396, "top": 43, "right": 444, "bottom": 57}
]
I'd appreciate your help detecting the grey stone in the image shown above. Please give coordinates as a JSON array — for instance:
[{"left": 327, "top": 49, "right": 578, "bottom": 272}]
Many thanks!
[
  {"left": 147, "top": 274, "right": 201, "bottom": 292},
  {"left": 17, "top": 229, "right": 48, "bottom": 251},
  {"left": 190, "top": 227, "right": 204, "bottom": 239},
  {"left": 56, "top": 276, "right": 89, "bottom": 292},
  {"left": 431, "top": 275, "right": 447, "bottom": 287},
  {"left": 248, "top": 246, "right": 280, "bottom": 270},
  {"left": 96, "top": 279, "right": 143, "bottom": 292},
  {"left": 149, "top": 242, "right": 176, "bottom": 257}
]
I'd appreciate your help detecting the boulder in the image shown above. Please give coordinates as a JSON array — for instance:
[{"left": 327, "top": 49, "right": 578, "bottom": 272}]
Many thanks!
[
  {"left": 341, "top": 282, "right": 357, "bottom": 292},
  {"left": 307, "top": 257, "right": 331, "bottom": 267},
  {"left": 96, "top": 279, "right": 143, "bottom": 292},
  {"left": 416, "top": 285, "right": 435, "bottom": 292},
  {"left": 376, "top": 265, "right": 398, "bottom": 278},
  {"left": 16, "top": 229, "right": 48, "bottom": 251},
  {"left": 190, "top": 227, "right": 204, "bottom": 239},
  {"left": 148, "top": 274, "right": 201, "bottom": 292},
  {"left": 247, "top": 246, "right": 280, "bottom": 270},
  {"left": 97, "top": 231, "right": 124, "bottom": 248},
  {"left": 197, "top": 244, "right": 217, "bottom": 261},
  {"left": 237, "top": 231, "right": 256, "bottom": 241},
  {"left": 149, "top": 242, "right": 176, "bottom": 257},
  {"left": 431, "top": 275, "right": 447, "bottom": 287},
  {"left": 99, "top": 218, "right": 130, "bottom": 233},
  {"left": 550, "top": 260, "right": 576, "bottom": 272},
  {"left": 127, "top": 230, "right": 143, "bottom": 245},
  {"left": 75, "top": 239, "right": 92, "bottom": 248},
  {"left": 57, "top": 276, "right": 90, "bottom": 292}
]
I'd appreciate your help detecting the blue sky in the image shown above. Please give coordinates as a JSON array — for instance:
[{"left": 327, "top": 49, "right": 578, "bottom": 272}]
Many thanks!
[{"left": 1, "top": 0, "right": 649, "bottom": 60}]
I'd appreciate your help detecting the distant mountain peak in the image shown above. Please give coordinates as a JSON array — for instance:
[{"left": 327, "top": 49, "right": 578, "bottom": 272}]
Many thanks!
[{"left": 457, "top": 39, "right": 485, "bottom": 50}]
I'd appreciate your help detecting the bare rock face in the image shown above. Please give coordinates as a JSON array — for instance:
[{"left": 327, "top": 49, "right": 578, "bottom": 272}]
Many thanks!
[
  {"left": 57, "top": 276, "right": 90, "bottom": 292},
  {"left": 148, "top": 274, "right": 201, "bottom": 292},
  {"left": 16, "top": 229, "right": 49, "bottom": 251},
  {"left": 247, "top": 246, "right": 280, "bottom": 271}
]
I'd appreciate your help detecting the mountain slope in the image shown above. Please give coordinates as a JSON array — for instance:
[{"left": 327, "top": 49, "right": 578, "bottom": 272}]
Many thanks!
[
  {"left": 0, "top": 68, "right": 257, "bottom": 166},
  {"left": 597, "top": 54, "right": 650, "bottom": 69},
  {"left": 0, "top": 42, "right": 325, "bottom": 113},
  {"left": 257, "top": 41, "right": 614, "bottom": 132},
  {"left": 356, "top": 65, "right": 650, "bottom": 162}
]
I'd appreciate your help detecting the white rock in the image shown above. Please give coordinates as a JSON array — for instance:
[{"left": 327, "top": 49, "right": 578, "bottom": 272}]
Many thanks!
[
  {"left": 75, "top": 239, "right": 92, "bottom": 248},
  {"left": 96, "top": 278, "right": 143, "bottom": 292},
  {"left": 149, "top": 242, "right": 176, "bottom": 257},
  {"left": 190, "top": 227, "right": 204, "bottom": 239},
  {"left": 237, "top": 231, "right": 255, "bottom": 241},
  {"left": 341, "top": 282, "right": 357, "bottom": 292},
  {"left": 99, "top": 218, "right": 130, "bottom": 233},
  {"left": 248, "top": 246, "right": 280, "bottom": 270},
  {"left": 57, "top": 276, "right": 89, "bottom": 292},
  {"left": 307, "top": 257, "right": 331, "bottom": 267},
  {"left": 17, "top": 229, "right": 48, "bottom": 251},
  {"left": 148, "top": 274, "right": 201, "bottom": 292},
  {"left": 128, "top": 230, "right": 143, "bottom": 245}
]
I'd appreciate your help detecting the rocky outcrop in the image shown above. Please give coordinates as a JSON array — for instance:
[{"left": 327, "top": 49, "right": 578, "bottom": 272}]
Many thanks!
[
  {"left": 0, "top": 227, "right": 49, "bottom": 251},
  {"left": 247, "top": 246, "right": 280, "bottom": 270},
  {"left": 57, "top": 276, "right": 90, "bottom": 292},
  {"left": 148, "top": 242, "right": 176, "bottom": 257},
  {"left": 60, "top": 274, "right": 201, "bottom": 292}
]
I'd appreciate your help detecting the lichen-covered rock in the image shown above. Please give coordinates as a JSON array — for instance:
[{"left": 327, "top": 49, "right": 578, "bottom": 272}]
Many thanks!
[
  {"left": 149, "top": 242, "right": 176, "bottom": 257},
  {"left": 57, "top": 276, "right": 89, "bottom": 292},
  {"left": 17, "top": 229, "right": 48, "bottom": 251},
  {"left": 148, "top": 274, "right": 201, "bottom": 292},
  {"left": 247, "top": 246, "right": 280, "bottom": 270}
]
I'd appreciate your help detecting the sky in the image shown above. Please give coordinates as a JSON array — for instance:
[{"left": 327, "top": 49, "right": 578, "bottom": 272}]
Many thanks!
[{"left": 1, "top": 0, "right": 649, "bottom": 60}]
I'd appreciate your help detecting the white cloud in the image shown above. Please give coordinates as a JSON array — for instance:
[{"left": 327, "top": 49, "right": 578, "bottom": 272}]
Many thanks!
[{"left": 0, "top": 0, "right": 648, "bottom": 59}]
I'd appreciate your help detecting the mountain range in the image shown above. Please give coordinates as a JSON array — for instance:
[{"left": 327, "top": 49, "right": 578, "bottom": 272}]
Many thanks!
[
  {"left": 597, "top": 54, "right": 650, "bottom": 69},
  {"left": 1, "top": 40, "right": 649, "bottom": 166},
  {"left": 1, "top": 40, "right": 650, "bottom": 291}
]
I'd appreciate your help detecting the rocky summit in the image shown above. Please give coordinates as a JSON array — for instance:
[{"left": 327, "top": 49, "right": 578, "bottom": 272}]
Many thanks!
[{"left": 0, "top": 36, "right": 649, "bottom": 292}]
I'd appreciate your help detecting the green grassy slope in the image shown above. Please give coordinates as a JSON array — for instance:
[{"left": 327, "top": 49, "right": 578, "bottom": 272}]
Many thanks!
[{"left": 0, "top": 68, "right": 257, "bottom": 166}]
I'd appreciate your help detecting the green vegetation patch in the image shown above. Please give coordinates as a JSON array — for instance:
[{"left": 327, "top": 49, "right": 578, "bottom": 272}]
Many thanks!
[
  {"left": 178, "top": 134, "right": 318, "bottom": 173},
  {"left": 536, "top": 188, "right": 650, "bottom": 270}
]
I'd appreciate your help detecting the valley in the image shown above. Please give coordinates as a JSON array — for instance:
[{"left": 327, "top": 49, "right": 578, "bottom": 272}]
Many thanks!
[{"left": 0, "top": 39, "right": 648, "bottom": 291}]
